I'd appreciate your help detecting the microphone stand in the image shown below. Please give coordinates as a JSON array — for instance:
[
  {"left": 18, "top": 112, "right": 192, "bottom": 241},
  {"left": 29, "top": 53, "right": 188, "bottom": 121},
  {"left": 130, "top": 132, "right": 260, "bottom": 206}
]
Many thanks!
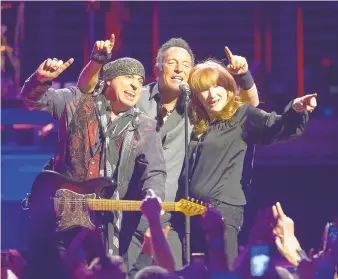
[{"left": 184, "top": 88, "right": 191, "bottom": 264}]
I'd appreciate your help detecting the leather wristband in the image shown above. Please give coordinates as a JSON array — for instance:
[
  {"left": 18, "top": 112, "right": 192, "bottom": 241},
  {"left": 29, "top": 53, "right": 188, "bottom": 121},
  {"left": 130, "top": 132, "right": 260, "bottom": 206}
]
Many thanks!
[
  {"left": 34, "top": 73, "right": 52, "bottom": 86},
  {"left": 90, "top": 51, "right": 112, "bottom": 64},
  {"left": 43, "top": 80, "right": 53, "bottom": 87},
  {"left": 235, "top": 71, "right": 254, "bottom": 90}
]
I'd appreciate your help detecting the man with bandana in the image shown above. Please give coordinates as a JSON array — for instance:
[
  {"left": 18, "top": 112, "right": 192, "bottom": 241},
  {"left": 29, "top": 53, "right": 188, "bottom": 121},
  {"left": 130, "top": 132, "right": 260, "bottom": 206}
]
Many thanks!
[{"left": 20, "top": 55, "right": 166, "bottom": 256}]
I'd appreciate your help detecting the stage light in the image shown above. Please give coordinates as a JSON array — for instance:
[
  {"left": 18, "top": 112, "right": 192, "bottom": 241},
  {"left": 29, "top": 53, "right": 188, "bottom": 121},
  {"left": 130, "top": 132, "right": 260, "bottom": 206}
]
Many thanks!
[{"left": 323, "top": 107, "right": 334, "bottom": 117}]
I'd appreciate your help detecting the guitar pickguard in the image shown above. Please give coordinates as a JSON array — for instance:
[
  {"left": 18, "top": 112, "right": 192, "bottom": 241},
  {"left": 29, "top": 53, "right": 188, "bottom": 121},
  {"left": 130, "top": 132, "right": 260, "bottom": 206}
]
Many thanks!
[{"left": 54, "top": 189, "right": 96, "bottom": 232}]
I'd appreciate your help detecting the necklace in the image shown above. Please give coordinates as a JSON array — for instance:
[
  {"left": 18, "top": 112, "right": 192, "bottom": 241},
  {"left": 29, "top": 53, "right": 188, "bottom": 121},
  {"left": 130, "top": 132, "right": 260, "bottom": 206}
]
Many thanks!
[{"left": 160, "top": 104, "right": 175, "bottom": 123}]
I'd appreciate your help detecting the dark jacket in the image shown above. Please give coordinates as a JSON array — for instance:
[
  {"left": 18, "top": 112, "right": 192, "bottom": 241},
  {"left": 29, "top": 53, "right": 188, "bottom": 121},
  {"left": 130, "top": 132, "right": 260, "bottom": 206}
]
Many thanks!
[{"left": 20, "top": 74, "right": 166, "bottom": 200}]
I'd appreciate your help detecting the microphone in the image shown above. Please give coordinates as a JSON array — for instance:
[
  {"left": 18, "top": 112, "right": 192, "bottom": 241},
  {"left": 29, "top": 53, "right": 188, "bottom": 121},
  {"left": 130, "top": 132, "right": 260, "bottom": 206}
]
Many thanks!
[
  {"left": 179, "top": 81, "right": 191, "bottom": 98},
  {"left": 179, "top": 81, "right": 191, "bottom": 104}
]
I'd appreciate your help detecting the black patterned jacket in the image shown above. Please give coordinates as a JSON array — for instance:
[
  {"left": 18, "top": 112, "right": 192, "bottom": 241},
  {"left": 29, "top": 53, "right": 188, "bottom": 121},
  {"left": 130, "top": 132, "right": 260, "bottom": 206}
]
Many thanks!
[{"left": 20, "top": 74, "right": 166, "bottom": 200}]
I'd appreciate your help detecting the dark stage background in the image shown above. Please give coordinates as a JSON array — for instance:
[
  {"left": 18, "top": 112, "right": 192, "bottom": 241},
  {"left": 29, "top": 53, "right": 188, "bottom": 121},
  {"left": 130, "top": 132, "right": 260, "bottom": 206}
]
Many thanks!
[{"left": 1, "top": 1, "right": 338, "bottom": 253}]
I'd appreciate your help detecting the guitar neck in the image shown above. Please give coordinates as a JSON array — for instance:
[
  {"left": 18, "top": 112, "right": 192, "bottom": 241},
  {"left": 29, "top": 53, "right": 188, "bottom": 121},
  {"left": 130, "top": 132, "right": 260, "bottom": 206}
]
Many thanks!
[{"left": 87, "top": 199, "right": 176, "bottom": 212}]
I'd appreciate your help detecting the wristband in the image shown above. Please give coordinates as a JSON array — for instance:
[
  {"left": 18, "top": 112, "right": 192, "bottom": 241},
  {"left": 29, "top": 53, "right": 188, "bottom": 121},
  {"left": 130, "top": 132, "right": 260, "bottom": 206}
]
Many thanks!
[
  {"left": 34, "top": 73, "right": 52, "bottom": 87},
  {"left": 90, "top": 51, "right": 112, "bottom": 64},
  {"left": 235, "top": 71, "right": 254, "bottom": 90},
  {"left": 43, "top": 80, "right": 53, "bottom": 87}
]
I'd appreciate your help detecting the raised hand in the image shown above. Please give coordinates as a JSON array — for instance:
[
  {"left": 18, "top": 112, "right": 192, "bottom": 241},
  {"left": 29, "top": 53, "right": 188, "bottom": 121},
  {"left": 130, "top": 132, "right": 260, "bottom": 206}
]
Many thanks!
[
  {"left": 274, "top": 221, "right": 302, "bottom": 266},
  {"left": 141, "top": 226, "right": 171, "bottom": 256},
  {"left": 292, "top": 93, "right": 318, "bottom": 113},
  {"left": 36, "top": 57, "right": 74, "bottom": 83},
  {"left": 93, "top": 33, "right": 115, "bottom": 55},
  {"left": 140, "top": 194, "right": 163, "bottom": 222},
  {"left": 272, "top": 202, "right": 302, "bottom": 266},
  {"left": 272, "top": 202, "right": 295, "bottom": 238},
  {"left": 224, "top": 46, "right": 248, "bottom": 75}
]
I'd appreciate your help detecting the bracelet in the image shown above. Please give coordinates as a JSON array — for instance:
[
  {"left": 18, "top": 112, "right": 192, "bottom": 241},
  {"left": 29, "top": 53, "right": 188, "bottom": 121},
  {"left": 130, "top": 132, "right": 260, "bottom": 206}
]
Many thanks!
[
  {"left": 235, "top": 71, "right": 254, "bottom": 90},
  {"left": 90, "top": 51, "right": 112, "bottom": 64}
]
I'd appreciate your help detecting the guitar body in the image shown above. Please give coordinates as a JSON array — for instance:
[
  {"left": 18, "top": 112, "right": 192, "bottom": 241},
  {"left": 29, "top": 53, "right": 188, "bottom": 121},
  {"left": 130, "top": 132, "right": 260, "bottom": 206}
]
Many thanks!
[
  {"left": 28, "top": 171, "right": 206, "bottom": 233},
  {"left": 29, "top": 170, "right": 116, "bottom": 232}
]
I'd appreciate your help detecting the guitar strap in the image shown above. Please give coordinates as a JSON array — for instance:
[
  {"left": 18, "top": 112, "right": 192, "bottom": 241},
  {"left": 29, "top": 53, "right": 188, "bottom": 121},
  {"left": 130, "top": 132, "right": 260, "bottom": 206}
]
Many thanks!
[{"left": 109, "top": 114, "right": 136, "bottom": 255}]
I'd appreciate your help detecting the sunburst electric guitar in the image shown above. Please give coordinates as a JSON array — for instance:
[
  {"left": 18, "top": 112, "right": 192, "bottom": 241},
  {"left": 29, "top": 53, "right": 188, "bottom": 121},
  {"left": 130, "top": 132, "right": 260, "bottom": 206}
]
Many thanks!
[{"left": 28, "top": 170, "right": 206, "bottom": 232}]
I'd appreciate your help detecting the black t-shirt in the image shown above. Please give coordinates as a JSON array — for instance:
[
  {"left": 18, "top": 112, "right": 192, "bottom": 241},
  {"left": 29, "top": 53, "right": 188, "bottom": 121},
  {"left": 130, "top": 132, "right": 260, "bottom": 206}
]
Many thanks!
[{"left": 189, "top": 102, "right": 308, "bottom": 206}]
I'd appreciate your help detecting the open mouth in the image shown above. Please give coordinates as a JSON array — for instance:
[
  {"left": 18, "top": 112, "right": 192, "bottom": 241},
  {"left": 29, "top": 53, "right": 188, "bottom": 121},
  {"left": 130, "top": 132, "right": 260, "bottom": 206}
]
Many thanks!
[
  {"left": 124, "top": 91, "right": 136, "bottom": 101},
  {"left": 171, "top": 76, "right": 183, "bottom": 82},
  {"left": 209, "top": 99, "right": 220, "bottom": 107}
]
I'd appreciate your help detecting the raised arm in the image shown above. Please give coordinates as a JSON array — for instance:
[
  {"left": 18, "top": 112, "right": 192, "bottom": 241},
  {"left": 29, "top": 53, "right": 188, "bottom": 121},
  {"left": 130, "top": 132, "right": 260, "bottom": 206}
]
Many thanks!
[
  {"left": 141, "top": 197, "right": 176, "bottom": 273},
  {"left": 241, "top": 94, "right": 317, "bottom": 145},
  {"left": 77, "top": 34, "right": 115, "bottom": 93},
  {"left": 20, "top": 58, "right": 79, "bottom": 119},
  {"left": 224, "top": 46, "right": 259, "bottom": 107}
]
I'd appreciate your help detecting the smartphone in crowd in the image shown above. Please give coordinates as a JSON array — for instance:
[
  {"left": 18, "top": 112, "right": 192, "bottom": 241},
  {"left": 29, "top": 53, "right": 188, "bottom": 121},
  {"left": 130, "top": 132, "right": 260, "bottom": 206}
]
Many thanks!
[{"left": 250, "top": 244, "right": 270, "bottom": 277}]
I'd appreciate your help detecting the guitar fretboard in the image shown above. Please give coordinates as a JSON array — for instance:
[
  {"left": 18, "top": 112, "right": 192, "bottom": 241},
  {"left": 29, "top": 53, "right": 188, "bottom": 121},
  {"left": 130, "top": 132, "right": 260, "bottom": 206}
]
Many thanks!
[{"left": 87, "top": 200, "right": 177, "bottom": 211}]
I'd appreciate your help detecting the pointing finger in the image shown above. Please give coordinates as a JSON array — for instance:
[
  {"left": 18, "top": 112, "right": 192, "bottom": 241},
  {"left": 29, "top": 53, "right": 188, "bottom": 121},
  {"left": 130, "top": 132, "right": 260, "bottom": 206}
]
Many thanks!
[
  {"left": 224, "top": 46, "right": 233, "bottom": 64},
  {"left": 272, "top": 205, "right": 278, "bottom": 219},
  {"left": 109, "top": 33, "right": 115, "bottom": 45},
  {"left": 276, "top": 202, "right": 286, "bottom": 221}
]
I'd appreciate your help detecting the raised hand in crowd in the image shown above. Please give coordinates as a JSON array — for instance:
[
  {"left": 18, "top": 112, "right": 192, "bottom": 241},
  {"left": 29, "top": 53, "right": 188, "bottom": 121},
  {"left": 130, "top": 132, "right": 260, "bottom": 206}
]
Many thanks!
[
  {"left": 272, "top": 202, "right": 295, "bottom": 239},
  {"left": 141, "top": 226, "right": 171, "bottom": 257},
  {"left": 140, "top": 197, "right": 176, "bottom": 273},
  {"left": 272, "top": 202, "right": 303, "bottom": 267},
  {"left": 36, "top": 57, "right": 74, "bottom": 83}
]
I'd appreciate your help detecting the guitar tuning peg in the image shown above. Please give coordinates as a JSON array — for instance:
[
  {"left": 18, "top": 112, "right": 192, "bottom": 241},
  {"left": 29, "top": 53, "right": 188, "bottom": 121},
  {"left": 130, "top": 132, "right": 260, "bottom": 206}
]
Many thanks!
[
  {"left": 195, "top": 199, "right": 199, "bottom": 203},
  {"left": 191, "top": 198, "right": 195, "bottom": 202},
  {"left": 187, "top": 196, "right": 190, "bottom": 200},
  {"left": 200, "top": 201, "right": 203, "bottom": 205}
]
